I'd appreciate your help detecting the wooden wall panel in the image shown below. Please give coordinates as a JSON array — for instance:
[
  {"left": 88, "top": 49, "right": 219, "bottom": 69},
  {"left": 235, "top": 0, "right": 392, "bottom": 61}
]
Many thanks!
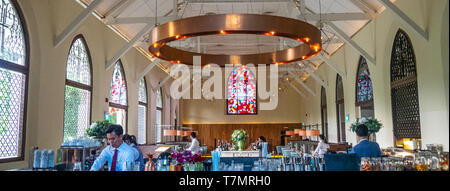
[{"left": 183, "top": 123, "right": 302, "bottom": 152}]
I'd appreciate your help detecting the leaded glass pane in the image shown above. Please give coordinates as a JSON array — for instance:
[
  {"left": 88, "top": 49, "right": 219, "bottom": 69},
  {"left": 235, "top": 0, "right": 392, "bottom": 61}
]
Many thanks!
[
  {"left": 137, "top": 105, "right": 146, "bottom": 144},
  {"left": 336, "top": 75, "right": 344, "bottom": 101},
  {"left": 66, "top": 38, "right": 90, "bottom": 85},
  {"left": 0, "top": 0, "right": 25, "bottom": 66},
  {"left": 0, "top": 68, "right": 25, "bottom": 159},
  {"left": 156, "top": 88, "right": 162, "bottom": 108},
  {"left": 155, "top": 109, "right": 161, "bottom": 143},
  {"left": 227, "top": 65, "right": 257, "bottom": 114},
  {"left": 391, "top": 30, "right": 421, "bottom": 139},
  {"left": 109, "top": 107, "right": 126, "bottom": 130},
  {"left": 356, "top": 58, "right": 373, "bottom": 103},
  {"left": 391, "top": 31, "right": 417, "bottom": 82},
  {"left": 63, "top": 86, "right": 91, "bottom": 142},
  {"left": 138, "top": 78, "right": 147, "bottom": 103},
  {"left": 110, "top": 62, "right": 127, "bottom": 105}
]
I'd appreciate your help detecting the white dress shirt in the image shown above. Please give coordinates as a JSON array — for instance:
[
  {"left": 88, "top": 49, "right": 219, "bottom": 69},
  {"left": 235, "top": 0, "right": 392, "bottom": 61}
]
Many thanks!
[
  {"left": 129, "top": 143, "right": 140, "bottom": 161},
  {"left": 314, "top": 140, "right": 330, "bottom": 158},
  {"left": 90, "top": 142, "right": 136, "bottom": 171},
  {"left": 187, "top": 138, "right": 200, "bottom": 154}
]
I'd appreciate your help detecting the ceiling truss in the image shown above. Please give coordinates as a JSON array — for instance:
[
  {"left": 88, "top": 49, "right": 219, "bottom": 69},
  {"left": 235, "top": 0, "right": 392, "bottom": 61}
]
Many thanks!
[{"left": 65, "top": 0, "right": 428, "bottom": 97}]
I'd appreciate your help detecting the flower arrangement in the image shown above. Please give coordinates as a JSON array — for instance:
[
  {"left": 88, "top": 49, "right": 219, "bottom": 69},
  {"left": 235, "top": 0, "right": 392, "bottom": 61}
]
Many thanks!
[
  {"left": 231, "top": 129, "right": 248, "bottom": 143},
  {"left": 231, "top": 129, "right": 248, "bottom": 151},
  {"left": 349, "top": 117, "right": 383, "bottom": 133},
  {"left": 170, "top": 150, "right": 206, "bottom": 164},
  {"left": 86, "top": 120, "right": 112, "bottom": 139}
]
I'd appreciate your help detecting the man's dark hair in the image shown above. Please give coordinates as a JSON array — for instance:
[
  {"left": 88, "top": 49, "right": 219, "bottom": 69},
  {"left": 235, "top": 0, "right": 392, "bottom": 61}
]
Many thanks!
[
  {"left": 123, "top": 134, "right": 137, "bottom": 145},
  {"left": 123, "top": 134, "right": 131, "bottom": 142},
  {"left": 259, "top": 136, "right": 266, "bottom": 142},
  {"left": 356, "top": 124, "right": 369, "bottom": 137},
  {"left": 106, "top": 124, "right": 123, "bottom": 136},
  {"left": 130, "top": 135, "right": 137, "bottom": 145},
  {"left": 191, "top": 131, "right": 197, "bottom": 138},
  {"left": 319, "top": 134, "right": 328, "bottom": 143}
]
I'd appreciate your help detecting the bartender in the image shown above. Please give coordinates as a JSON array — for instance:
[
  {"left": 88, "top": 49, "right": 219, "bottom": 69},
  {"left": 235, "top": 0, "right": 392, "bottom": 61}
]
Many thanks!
[
  {"left": 186, "top": 132, "right": 200, "bottom": 154},
  {"left": 90, "top": 125, "right": 135, "bottom": 171}
]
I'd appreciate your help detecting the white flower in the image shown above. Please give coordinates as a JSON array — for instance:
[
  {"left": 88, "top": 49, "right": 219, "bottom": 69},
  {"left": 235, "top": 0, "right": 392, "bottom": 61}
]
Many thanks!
[
  {"left": 90, "top": 122, "right": 97, "bottom": 129},
  {"left": 360, "top": 117, "right": 368, "bottom": 124}
]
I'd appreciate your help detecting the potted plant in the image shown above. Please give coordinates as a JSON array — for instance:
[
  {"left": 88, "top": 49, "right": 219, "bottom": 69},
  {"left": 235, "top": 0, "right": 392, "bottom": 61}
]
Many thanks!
[
  {"left": 350, "top": 117, "right": 382, "bottom": 141},
  {"left": 86, "top": 120, "right": 112, "bottom": 146},
  {"left": 231, "top": 129, "right": 248, "bottom": 151}
]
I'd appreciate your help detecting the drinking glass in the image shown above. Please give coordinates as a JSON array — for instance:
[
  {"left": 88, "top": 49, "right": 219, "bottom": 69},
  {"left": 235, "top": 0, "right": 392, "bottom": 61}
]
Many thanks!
[
  {"left": 134, "top": 162, "right": 140, "bottom": 171},
  {"left": 122, "top": 161, "right": 133, "bottom": 171},
  {"left": 370, "top": 158, "right": 382, "bottom": 171},
  {"left": 415, "top": 157, "right": 428, "bottom": 171},
  {"left": 73, "top": 162, "right": 82, "bottom": 171},
  {"left": 360, "top": 157, "right": 370, "bottom": 171}
]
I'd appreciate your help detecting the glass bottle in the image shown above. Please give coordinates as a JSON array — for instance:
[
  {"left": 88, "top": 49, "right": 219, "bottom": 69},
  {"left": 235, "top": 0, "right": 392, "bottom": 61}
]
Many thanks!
[
  {"left": 440, "top": 153, "right": 449, "bottom": 171},
  {"left": 360, "top": 157, "right": 371, "bottom": 171},
  {"left": 415, "top": 156, "right": 428, "bottom": 171}
]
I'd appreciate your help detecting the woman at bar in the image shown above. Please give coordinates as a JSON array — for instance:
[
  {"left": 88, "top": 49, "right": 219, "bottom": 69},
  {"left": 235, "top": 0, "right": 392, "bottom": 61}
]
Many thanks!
[
  {"left": 123, "top": 134, "right": 145, "bottom": 171},
  {"left": 313, "top": 135, "right": 329, "bottom": 158},
  {"left": 256, "top": 136, "right": 267, "bottom": 150}
]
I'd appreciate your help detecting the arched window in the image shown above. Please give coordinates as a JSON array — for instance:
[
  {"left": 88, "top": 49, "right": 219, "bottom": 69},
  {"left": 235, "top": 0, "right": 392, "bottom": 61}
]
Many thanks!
[
  {"left": 63, "top": 36, "right": 92, "bottom": 142},
  {"left": 137, "top": 77, "right": 147, "bottom": 144},
  {"left": 390, "top": 30, "right": 421, "bottom": 146},
  {"left": 227, "top": 65, "right": 257, "bottom": 115},
  {"left": 0, "top": 0, "right": 28, "bottom": 162},
  {"left": 155, "top": 87, "right": 163, "bottom": 143},
  {"left": 336, "top": 74, "right": 346, "bottom": 142},
  {"left": 320, "top": 87, "right": 328, "bottom": 139},
  {"left": 355, "top": 57, "right": 375, "bottom": 141},
  {"left": 109, "top": 61, "right": 128, "bottom": 132}
]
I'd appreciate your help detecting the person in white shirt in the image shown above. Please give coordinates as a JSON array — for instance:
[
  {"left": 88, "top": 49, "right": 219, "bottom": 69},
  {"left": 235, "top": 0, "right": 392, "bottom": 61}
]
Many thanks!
[
  {"left": 186, "top": 132, "right": 200, "bottom": 154},
  {"left": 313, "top": 134, "right": 330, "bottom": 158},
  {"left": 90, "top": 125, "right": 135, "bottom": 171}
]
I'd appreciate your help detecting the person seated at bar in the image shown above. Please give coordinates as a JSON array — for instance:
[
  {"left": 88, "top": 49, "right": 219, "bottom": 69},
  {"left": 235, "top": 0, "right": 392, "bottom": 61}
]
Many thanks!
[
  {"left": 256, "top": 136, "right": 267, "bottom": 150},
  {"left": 351, "top": 124, "right": 381, "bottom": 163},
  {"left": 90, "top": 125, "right": 135, "bottom": 171},
  {"left": 186, "top": 132, "right": 200, "bottom": 154},
  {"left": 313, "top": 134, "right": 329, "bottom": 158},
  {"left": 123, "top": 134, "right": 145, "bottom": 171}
]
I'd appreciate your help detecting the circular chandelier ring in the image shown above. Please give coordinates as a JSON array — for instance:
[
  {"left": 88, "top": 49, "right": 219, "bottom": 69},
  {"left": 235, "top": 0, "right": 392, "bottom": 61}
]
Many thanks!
[{"left": 148, "top": 14, "right": 322, "bottom": 67}]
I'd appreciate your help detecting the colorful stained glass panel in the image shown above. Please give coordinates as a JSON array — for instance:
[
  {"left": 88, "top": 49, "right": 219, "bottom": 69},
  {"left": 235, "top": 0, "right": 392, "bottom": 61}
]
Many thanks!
[
  {"left": 356, "top": 58, "right": 373, "bottom": 103},
  {"left": 227, "top": 65, "right": 257, "bottom": 114},
  {"left": 110, "top": 62, "right": 127, "bottom": 106}
]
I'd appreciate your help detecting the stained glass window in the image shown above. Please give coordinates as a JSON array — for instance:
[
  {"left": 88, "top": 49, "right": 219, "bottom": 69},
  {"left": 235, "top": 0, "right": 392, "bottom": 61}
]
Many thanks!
[
  {"left": 390, "top": 30, "right": 421, "bottom": 140},
  {"left": 63, "top": 36, "right": 92, "bottom": 142},
  {"left": 0, "top": 0, "right": 27, "bottom": 161},
  {"left": 356, "top": 57, "right": 373, "bottom": 104},
  {"left": 137, "top": 78, "right": 147, "bottom": 144},
  {"left": 109, "top": 61, "right": 127, "bottom": 131},
  {"left": 227, "top": 65, "right": 257, "bottom": 115},
  {"left": 155, "top": 87, "right": 162, "bottom": 143},
  {"left": 110, "top": 61, "right": 127, "bottom": 106}
]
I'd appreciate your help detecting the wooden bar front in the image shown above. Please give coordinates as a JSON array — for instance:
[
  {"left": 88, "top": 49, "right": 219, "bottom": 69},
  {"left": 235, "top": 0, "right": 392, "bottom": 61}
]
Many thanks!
[{"left": 183, "top": 123, "right": 302, "bottom": 152}]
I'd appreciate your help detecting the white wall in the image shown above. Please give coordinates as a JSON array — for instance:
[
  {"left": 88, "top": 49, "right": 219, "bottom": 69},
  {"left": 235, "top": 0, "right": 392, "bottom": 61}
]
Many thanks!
[{"left": 299, "top": 0, "right": 449, "bottom": 151}]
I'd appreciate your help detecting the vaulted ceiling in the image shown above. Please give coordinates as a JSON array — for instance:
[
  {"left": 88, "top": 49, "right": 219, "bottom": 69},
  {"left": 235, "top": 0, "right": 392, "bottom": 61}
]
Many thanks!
[{"left": 76, "top": 0, "right": 391, "bottom": 81}]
